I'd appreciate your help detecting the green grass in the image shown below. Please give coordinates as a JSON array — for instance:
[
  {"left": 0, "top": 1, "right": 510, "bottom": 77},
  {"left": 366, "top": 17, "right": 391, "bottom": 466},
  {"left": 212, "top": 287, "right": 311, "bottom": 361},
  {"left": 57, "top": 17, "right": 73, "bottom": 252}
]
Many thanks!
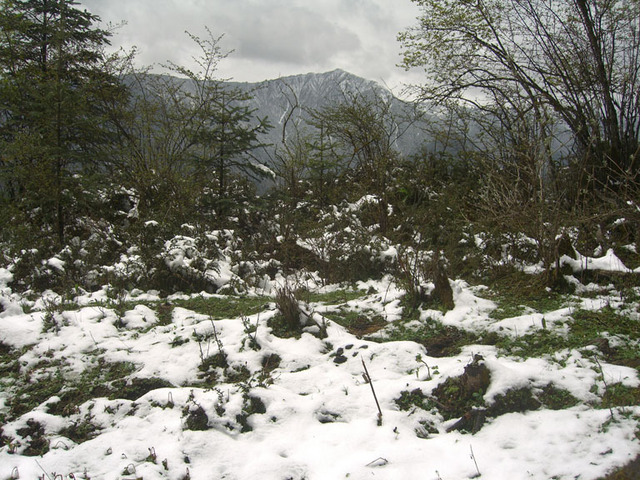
[
  {"left": 494, "top": 329, "right": 568, "bottom": 358},
  {"left": 395, "top": 388, "right": 431, "bottom": 412},
  {"left": 492, "top": 305, "right": 640, "bottom": 365},
  {"left": 488, "top": 291, "right": 569, "bottom": 321},
  {"left": 295, "top": 288, "right": 367, "bottom": 305},
  {"left": 375, "top": 318, "right": 479, "bottom": 357},
  {"left": 537, "top": 383, "right": 580, "bottom": 410},
  {"left": 323, "top": 307, "right": 386, "bottom": 337},
  {"left": 485, "top": 270, "right": 571, "bottom": 320},
  {"left": 601, "top": 383, "right": 640, "bottom": 409},
  {"left": 8, "top": 370, "right": 66, "bottom": 418},
  {"left": 172, "top": 295, "right": 270, "bottom": 319}
]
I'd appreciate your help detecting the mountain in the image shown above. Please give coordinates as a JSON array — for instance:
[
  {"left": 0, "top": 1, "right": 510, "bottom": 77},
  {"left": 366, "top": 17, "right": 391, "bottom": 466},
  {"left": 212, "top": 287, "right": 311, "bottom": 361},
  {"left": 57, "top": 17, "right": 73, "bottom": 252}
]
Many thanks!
[
  {"left": 229, "top": 69, "right": 430, "bottom": 167},
  {"left": 124, "top": 69, "right": 431, "bottom": 184}
]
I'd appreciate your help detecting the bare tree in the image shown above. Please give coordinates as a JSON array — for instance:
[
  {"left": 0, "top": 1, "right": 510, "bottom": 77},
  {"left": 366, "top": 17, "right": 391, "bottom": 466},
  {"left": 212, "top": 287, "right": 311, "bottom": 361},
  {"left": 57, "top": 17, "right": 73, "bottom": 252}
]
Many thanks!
[{"left": 400, "top": 0, "right": 640, "bottom": 195}]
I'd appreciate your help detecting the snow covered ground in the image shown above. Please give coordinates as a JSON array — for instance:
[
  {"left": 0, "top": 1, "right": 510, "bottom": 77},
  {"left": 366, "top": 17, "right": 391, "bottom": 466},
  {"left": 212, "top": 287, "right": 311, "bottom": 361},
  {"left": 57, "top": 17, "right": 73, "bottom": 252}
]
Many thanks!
[{"left": 0, "top": 269, "right": 639, "bottom": 480}]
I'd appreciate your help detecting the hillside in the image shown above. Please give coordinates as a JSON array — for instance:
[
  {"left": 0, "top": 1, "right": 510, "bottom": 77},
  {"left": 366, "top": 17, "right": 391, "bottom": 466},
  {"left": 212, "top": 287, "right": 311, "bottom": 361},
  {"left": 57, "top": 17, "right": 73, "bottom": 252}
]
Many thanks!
[{"left": 1, "top": 228, "right": 639, "bottom": 479}]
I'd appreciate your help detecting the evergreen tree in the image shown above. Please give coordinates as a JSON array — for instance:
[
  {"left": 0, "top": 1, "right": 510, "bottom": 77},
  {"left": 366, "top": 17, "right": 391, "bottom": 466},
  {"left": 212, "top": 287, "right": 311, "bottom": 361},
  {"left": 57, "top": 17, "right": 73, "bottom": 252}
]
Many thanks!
[{"left": 0, "top": 0, "right": 123, "bottom": 245}]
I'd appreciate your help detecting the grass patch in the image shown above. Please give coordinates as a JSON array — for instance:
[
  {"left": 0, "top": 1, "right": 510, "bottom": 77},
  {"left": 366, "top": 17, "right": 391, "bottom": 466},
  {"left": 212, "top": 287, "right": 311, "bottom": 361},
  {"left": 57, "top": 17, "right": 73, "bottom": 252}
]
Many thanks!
[
  {"left": 0, "top": 342, "right": 23, "bottom": 379},
  {"left": 235, "top": 394, "right": 267, "bottom": 433},
  {"left": 110, "top": 377, "right": 175, "bottom": 401},
  {"left": 173, "top": 295, "right": 269, "bottom": 319},
  {"left": 494, "top": 307, "right": 639, "bottom": 362},
  {"left": 376, "top": 319, "right": 478, "bottom": 357},
  {"left": 486, "top": 270, "right": 569, "bottom": 320},
  {"left": 9, "top": 371, "right": 65, "bottom": 418},
  {"left": 494, "top": 330, "right": 567, "bottom": 358},
  {"left": 16, "top": 419, "right": 49, "bottom": 456},
  {"left": 430, "top": 356, "right": 490, "bottom": 420},
  {"left": 601, "top": 383, "right": 640, "bottom": 409},
  {"left": 47, "top": 360, "right": 137, "bottom": 416},
  {"left": 537, "top": 383, "right": 580, "bottom": 410},
  {"left": 295, "top": 288, "right": 367, "bottom": 305},
  {"left": 488, "top": 290, "right": 568, "bottom": 321},
  {"left": 267, "top": 313, "right": 302, "bottom": 339},
  {"left": 571, "top": 307, "right": 639, "bottom": 340},
  {"left": 395, "top": 388, "right": 431, "bottom": 412},
  {"left": 323, "top": 308, "right": 386, "bottom": 337},
  {"left": 59, "top": 414, "right": 101, "bottom": 444}
]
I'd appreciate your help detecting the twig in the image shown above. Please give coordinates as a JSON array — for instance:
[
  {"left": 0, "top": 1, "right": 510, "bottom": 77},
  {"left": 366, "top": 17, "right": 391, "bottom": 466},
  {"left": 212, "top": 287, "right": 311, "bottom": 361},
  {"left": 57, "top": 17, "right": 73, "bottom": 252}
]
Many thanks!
[
  {"left": 593, "top": 355, "right": 614, "bottom": 418},
  {"left": 34, "top": 460, "right": 52, "bottom": 480},
  {"left": 362, "top": 358, "right": 383, "bottom": 426},
  {"left": 209, "top": 318, "right": 224, "bottom": 353},
  {"left": 365, "top": 457, "right": 388, "bottom": 467},
  {"left": 470, "top": 444, "right": 481, "bottom": 478}
]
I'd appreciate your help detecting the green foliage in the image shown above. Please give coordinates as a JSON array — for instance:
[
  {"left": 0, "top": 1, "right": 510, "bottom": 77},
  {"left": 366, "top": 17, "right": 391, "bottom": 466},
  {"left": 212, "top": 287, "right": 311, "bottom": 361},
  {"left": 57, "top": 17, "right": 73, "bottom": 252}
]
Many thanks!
[
  {"left": 493, "top": 305, "right": 640, "bottom": 364},
  {"left": 324, "top": 308, "right": 386, "bottom": 338},
  {"left": 487, "top": 388, "right": 541, "bottom": 417},
  {"left": 537, "top": 384, "right": 580, "bottom": 410},
  {"left": 495, "top": 329, "right": 568, "bottom": 359},
  {"left": 110, "top": 377, "right": 176, "bottom": 401},
  {"left": 601, "top": 384, "right": 640, "bottom": 409},
  {"left": 9, "top": 370, "right": 65, "bottom": 418},
  {"left": 377, "top": 318, "right": 478, "bottom": 358},
  {"left": 46, "top": 360, "right": 136, "bottom": 416},
  {"left": 0, "top": 0, "right": 126, "bottom": 246},
  {"left": 59, "top": 414, "right": 100, "bottom": 444},
  {"left": 297, "top": 288, "right": 366, "bottom": 305},
  {"left": 174, "top": 295, "right": 269, "bottom": 320},
  {"left": 430, "top": 356, "right": 490, "bottom": 420},
  {"left": 0, "top": 342, "right": 22, "bottom": 379},
  {"left": 487, "top": 270, "right": 570, "bottom": 319},
  {"left": 395, "top": 388, "right": 430, "bottom": 412},
  {"left": 184, "top": 405, "right": 210, "bottom": 431},
  {"left": 235, "top": 394, "right": 266, "bottom": 433},
  {"left": 16, "top": 419, "right": 49, "bottom": 456}
]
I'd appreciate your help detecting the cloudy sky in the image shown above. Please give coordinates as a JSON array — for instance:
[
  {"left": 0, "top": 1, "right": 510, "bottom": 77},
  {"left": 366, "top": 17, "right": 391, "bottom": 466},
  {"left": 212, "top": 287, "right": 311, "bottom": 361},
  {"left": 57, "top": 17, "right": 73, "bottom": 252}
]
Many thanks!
[{"left": 77, "top": 0, "right": 424, "bottom": 94}]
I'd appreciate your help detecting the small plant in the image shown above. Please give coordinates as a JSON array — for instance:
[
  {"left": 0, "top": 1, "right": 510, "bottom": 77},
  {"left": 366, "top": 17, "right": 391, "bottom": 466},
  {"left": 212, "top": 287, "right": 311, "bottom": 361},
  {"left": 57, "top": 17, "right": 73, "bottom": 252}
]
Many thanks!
[
  {"left": 395, "top": 388, "right": 430, "bottom": 412},
  {"left": 235, "top": 394, "right": 267, "bottom": 433},
  {"left": 41, "top": 298, "right": 63, "bottom": 333},
  {"left": 270, "top": 286, "right": 303, "bottom": 337},
  {"left": 416, "top": 353, "right": 432, "bottom": 380},
  {"left": 241, "top": 314, "right": 260, "bottom": 350},
  {"left": 146, "top": 446, "right": 157, "bottom": 463},
  {"left": 16, "top": 419, "right": 49, "bottom": 456},
  {"left": 184, "top": 404, "right": 209, "bottom": 431},
  {"left": 195, "top": 318, "right": 228, "bottom": 385},
  {"left": 107, "top": 288, "right": 129, "bottom": 329},
  {"left": 395, "top": 248, "right": 429, "bottom": 311},
  {"left": 538, "top": 383, "right": 580, "bottom": 410},
  {"left": 59, "top": 414, "right": 100, "bottom": 444},
  {"left": 172, "top": 295, "right": 268, "bottom": 320}
]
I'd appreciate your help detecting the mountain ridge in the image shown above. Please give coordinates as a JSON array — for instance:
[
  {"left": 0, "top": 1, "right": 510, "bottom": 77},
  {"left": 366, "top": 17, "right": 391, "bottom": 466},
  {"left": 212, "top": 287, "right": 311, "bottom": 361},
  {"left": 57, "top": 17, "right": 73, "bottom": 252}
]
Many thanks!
[{"left": 229, "top": 68, "right": 427, "bottom": 167}]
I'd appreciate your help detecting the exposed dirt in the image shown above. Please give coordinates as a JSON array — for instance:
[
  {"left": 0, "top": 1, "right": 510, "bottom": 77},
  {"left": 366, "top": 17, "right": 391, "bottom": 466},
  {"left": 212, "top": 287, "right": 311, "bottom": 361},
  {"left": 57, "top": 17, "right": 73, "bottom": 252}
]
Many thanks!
[{"left": 599, "top": 455, "right": 640, "bottom": 480}]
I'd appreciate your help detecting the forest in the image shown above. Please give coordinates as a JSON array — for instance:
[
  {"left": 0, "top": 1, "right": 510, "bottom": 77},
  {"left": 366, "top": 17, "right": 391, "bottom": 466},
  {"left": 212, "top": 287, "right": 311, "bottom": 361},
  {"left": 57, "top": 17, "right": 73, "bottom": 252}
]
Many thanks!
[{"left": 1, "top": 1, "right": 639, "bottom": 479}]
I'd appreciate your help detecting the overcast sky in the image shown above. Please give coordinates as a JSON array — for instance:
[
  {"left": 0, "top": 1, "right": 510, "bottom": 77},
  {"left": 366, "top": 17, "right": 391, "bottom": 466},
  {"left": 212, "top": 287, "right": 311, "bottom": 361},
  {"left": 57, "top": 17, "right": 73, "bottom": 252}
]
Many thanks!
[{"left": 76, "top": 0, "right": 424, "bottom": 94}]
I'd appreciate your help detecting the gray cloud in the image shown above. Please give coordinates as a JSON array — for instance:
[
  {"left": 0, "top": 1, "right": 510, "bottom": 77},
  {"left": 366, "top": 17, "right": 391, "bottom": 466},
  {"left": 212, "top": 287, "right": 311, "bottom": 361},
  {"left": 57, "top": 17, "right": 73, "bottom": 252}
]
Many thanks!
[
  {"left": 230, "top": 5, "right": 361, "bottom": 65},
  {"left": 78, "top": 0, "right": 423, "bottom": 92}
]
